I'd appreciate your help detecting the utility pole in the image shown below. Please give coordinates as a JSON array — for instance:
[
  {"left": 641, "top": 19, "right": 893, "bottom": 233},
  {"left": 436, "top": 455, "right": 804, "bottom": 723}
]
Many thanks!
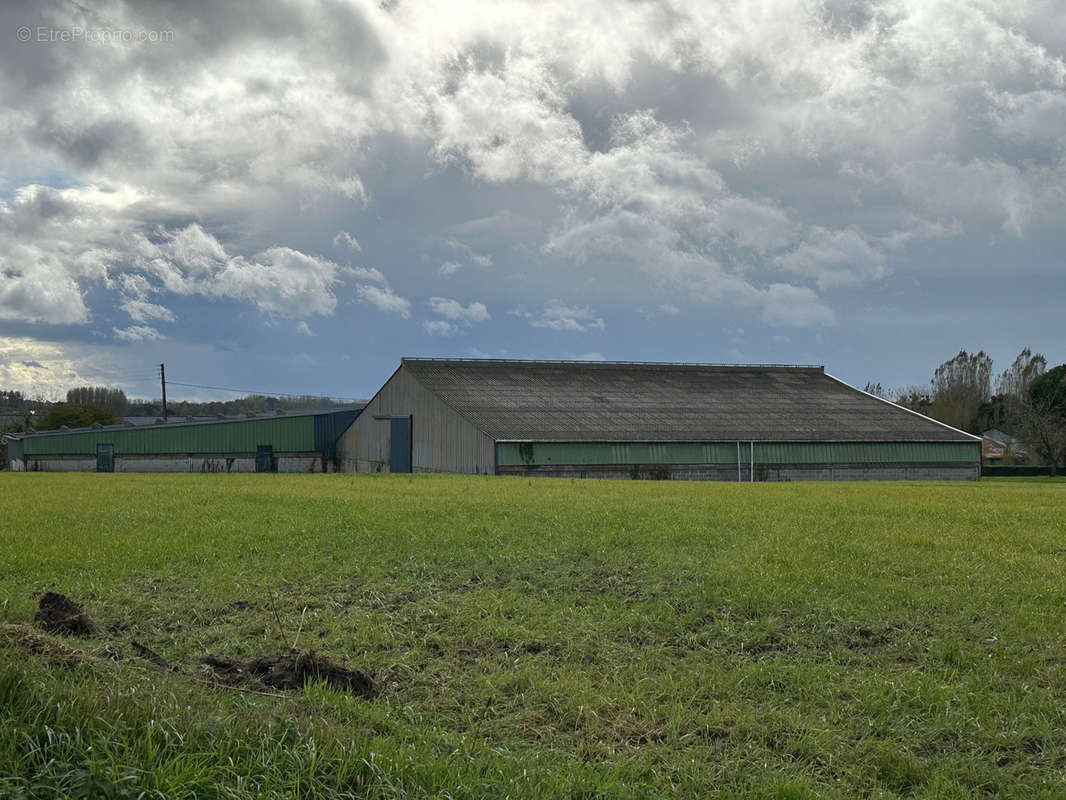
[{"left": 159, "top": 363, "right": 168, "bottom": 422}]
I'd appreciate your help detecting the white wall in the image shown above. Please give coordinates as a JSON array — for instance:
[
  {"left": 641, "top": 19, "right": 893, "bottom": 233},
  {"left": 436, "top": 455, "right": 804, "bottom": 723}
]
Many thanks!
[{"left": 337, "top": 365, "right": 495, "bottom": 474}]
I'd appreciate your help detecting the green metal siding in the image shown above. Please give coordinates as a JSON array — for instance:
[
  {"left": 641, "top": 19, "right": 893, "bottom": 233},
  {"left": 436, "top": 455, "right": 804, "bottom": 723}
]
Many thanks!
[
  {"left": 752, "top": 442, "right": 979, "bottom": 463},
  {"left": 23, "top": 416, "right": 316, "bottom": 456},
  {"left": 498, "top": 442, "right": 738, "bottom": 466},
  {"left": 496, "top": 441, "right": 980, "bottom": 466}
]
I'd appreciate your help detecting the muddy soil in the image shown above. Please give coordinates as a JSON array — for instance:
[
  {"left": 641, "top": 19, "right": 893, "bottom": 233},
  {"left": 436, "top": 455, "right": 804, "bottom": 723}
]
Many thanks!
[
  {"left": 21, "top": 591, "right": 375, "bottom": 698},
  {"left": 202, "top": 651, "right": 375, "bottom": 697},
  {"left": 34, "top": 592, "right": 96, "bottom": 636}
]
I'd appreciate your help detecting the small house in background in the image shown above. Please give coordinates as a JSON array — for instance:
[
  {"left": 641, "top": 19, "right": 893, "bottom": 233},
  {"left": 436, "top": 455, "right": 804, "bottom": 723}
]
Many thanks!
[
  {"left": 981, "top": 428, "right": 1027, "bottom": 465},
  {"left": 4, "top": 406, "right": 362, "bottom": 473},
  {"left": 338, "top": 358, "right": 982, "bottom": 481}
]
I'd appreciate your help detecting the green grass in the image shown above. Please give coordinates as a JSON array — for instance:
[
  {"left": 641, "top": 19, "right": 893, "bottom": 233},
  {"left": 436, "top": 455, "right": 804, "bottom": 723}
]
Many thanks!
[{"left": 0, "top": 473, "right": 1064, "bottom": 798}]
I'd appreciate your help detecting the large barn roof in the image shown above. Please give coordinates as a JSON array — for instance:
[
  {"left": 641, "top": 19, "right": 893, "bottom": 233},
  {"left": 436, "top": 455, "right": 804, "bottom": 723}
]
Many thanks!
[{"left": 401, "top": 358, "right": 979, "bottom": 443}]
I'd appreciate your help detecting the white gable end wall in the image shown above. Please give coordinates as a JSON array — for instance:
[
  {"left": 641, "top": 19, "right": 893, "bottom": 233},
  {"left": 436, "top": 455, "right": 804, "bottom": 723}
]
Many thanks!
[{"left": 337, "top": 365, "right": 495, "bottom": 474}]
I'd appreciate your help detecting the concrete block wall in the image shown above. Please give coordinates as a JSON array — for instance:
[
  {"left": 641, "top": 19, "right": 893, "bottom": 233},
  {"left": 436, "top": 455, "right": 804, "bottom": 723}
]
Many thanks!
[
  {"left": 21, "top": 457, "right": 97, "bottom": 472},
  {"left": 20, "top": 453, "right": 335, "bottom": 473}
]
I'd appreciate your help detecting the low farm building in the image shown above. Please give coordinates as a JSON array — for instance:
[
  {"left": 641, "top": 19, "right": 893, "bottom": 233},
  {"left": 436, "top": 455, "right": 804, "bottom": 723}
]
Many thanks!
[
  {"left": 5, "top": 407, "right": 362, "bottom": 473},
  {"left": 338, "top": 358, "right": 982, "bottom": 481}
]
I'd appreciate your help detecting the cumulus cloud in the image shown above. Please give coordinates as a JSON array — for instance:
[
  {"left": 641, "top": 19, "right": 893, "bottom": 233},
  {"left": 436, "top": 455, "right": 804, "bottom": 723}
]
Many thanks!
[
  {"left": 343, "top": 265, "right": 387, "bottom": 283},
  {"left": 132, "top": 225, "right": 345, "bottom": 318},
  {"left": 423, "top": 320, "right": 459, "bottom": 337},
  {"left": 0, "top": 337, "right": 95, "bottom": 399},
  {"left": 0, "top": 187, "right": 357, "bottom": 324},
  {"left": 515, "top": 301, "right": 605, "bottom": 332},
  {"left": 357, "top": 283, "right": 411, "bottom": 318},
  {"left": 114, "top": 325, "right": 164, "bottom": 342},
  {"left": 333, "top": 231, "right": 361, "bottom": 251},
  {"left": 120, "top": 299, "right": 176, "bottom": 324},
  {"left": 427, "top": 297, "right": 491, "bottom": 323}
]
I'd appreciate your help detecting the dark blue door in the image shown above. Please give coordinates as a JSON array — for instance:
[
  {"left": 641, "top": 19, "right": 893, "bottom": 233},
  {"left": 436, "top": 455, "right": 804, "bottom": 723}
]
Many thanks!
[
  {"left": 256, "top": 445, "right": 276, "bottom": 473},
  {"left": 96, "top": 443, "right": 114, "bottom": 473},
  {"left": 389, "top": 417, "right": 412, "bottom": 473}
]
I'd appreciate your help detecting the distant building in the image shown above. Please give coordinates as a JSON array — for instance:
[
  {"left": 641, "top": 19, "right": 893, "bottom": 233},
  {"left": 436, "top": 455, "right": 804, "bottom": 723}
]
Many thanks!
[
  {"left": 981, "top": 428, "right": 1027, "bottom": 465},
  {"left": 4, "top": 407, "right": 362, "bottom": 473},
  {"left": 338, "top": 359, "right": 982, "bottom": 481}
]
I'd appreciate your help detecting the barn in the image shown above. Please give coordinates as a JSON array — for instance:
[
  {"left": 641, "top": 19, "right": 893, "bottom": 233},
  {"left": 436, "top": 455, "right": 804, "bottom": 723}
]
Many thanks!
[
  {"left": 5, "top": 407, "right": 362, "bottom": 473},
  {"left": 337, "top": 358, "right": 981, "bottom": 480}
]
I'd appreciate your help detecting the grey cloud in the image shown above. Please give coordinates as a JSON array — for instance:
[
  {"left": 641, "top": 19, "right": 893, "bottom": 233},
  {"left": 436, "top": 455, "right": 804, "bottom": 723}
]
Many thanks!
[
  {"left": 1, "top": 0, "right": 1063, "bottom": 352},
  {"left": 29, "top": 112, "right": 149, "bottom": 169},
  {"left": 775, "top": 227, "right": 887, "bottom": 290}
]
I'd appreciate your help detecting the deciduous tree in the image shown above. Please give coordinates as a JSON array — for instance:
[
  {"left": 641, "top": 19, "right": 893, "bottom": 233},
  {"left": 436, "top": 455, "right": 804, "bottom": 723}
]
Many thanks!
[
  {"left": 928, "top": 350, "right": 992, "bottom": 432},
  {"left": 36, "top": 404, "right": 123, "bottom": 431},
  {"left": 1017, "top": 364, "right": 1066, "bottom": 475}
]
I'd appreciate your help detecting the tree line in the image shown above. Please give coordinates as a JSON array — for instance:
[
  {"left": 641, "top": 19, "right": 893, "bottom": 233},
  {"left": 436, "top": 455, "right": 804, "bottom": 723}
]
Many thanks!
[
  {"left": 865, "top": 348, "right": 1066, "bottom": 474},
  {"left": 0, "top": 388, "right": 351, "bottom": 436}
]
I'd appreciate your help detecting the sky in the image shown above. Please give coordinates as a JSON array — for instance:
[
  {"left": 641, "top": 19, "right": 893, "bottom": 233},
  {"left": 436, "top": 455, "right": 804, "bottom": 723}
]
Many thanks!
[{"left": 1, "top": 0, "right": 1063, "bottom": 403}]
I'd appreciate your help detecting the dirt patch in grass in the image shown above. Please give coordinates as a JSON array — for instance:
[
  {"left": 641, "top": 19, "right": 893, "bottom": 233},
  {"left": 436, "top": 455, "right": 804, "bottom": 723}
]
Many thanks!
[
  {"left": 1, "top": 623, "right": 87, "bottom": 664},
  {"left": 202, "top": 651, "right": 376, "bottom": 696},
  {"left": 34, "top": 592, "right": 96, "bottom": 637}
]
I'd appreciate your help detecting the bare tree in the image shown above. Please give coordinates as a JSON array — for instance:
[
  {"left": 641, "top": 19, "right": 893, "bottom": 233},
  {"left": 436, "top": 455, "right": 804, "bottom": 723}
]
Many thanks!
[
  {"left": 928, "top": 350, "right": 992, "bottom": 431},
  {"left": 1016, "top": 398, "right": 1066, "bottom": 476},
  {"left": 891, "top": 384, "right": 932, "bottom": 414},
  {"left": 1017, "top": 365, "right": 1066, "bottom": 475},
  {"left": 995, "top": 348, "right": 1046, "bottom": 419}
]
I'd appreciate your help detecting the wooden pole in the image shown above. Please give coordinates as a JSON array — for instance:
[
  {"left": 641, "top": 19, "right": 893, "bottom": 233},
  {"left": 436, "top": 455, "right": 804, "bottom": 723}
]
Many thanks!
[{"left": 160, "top": 363, "right": 168, "bottom": 422}]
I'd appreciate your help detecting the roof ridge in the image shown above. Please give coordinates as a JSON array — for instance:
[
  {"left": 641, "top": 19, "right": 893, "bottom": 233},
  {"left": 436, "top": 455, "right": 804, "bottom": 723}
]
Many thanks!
[{"left": 403, "top": 357, "right": 823, "bottom": 370}]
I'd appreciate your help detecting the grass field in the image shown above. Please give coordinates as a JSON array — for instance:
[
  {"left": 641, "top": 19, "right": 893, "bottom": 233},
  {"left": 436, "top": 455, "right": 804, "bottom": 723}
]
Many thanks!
[{"left": 1, "top": 473, "right": 1064, "bottom": 798}]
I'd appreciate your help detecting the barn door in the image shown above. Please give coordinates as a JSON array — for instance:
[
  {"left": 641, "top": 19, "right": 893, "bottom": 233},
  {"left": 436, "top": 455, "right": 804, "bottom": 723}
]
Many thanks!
[
  {"left": 389, "top": 416, "right": 412, "bottom": 473},
  {"left": 96, "top": 443, "right": 114, "bottom": 473},
  {"left": 256, "top": 445, "right": 277, "bottom": 473}
]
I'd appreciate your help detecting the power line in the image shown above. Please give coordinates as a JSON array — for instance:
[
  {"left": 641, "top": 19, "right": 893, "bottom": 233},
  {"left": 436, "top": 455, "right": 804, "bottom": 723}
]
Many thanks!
[{"left": 165, "top": 380, "right": 363, "bottom": 403}]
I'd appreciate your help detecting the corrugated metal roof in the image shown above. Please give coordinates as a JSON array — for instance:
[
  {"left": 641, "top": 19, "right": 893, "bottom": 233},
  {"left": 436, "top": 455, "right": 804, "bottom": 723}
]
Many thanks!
[
  {"left": 7, "top": 404, "right": 364, "bottom": 441},
  {"left": 22, "top": 415, "right": 317, "bottom": 455},
  {"left": 401, "top": 358, "right": 979, "bottom": 443}
]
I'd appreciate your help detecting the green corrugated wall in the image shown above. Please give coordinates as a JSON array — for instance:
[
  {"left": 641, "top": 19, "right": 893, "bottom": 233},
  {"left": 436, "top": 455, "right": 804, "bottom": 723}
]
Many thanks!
[
  {"left": 23, "top": 416, "right": 316, "bottom": 455},
  {"left": 496, "top": 441, "right": 980, "bottom": 466}
]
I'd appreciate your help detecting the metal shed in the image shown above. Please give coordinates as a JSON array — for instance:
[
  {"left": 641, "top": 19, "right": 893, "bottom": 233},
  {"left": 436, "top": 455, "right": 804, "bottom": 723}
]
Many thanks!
[
  {"left": 6, "top": 407, "right": 362, "bottom": 473},
  {"left": 337, "top": 359, "right": 981, "bottom": 481}
]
